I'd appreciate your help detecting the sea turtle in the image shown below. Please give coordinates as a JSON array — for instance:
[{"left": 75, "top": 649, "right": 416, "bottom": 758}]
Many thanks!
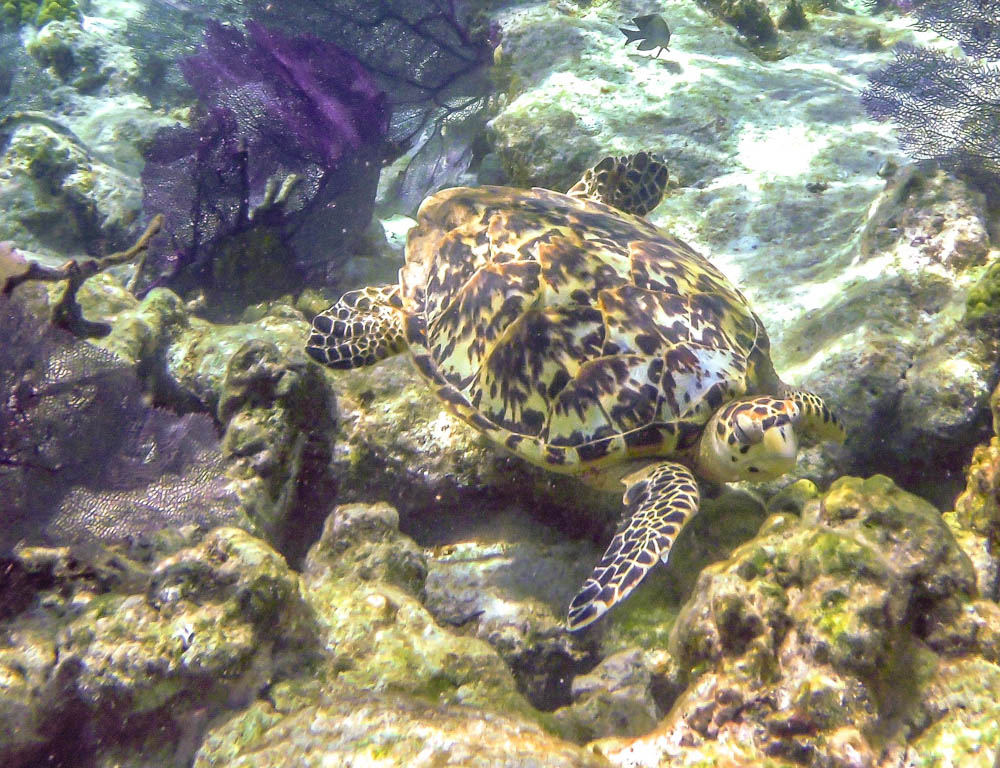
[{"left": 305, "top": 152, "right": 845, "bottom": 631}]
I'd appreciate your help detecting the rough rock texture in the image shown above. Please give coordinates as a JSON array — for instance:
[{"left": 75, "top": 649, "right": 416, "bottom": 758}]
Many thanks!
[
  {"left": 484, "top": 0, "right": 999, "bottom": 491},
  {"left": 0, "top": 10, "right": 175, "bottom": 263},
  {"left": 0, "top": 121, "right": 141, "bottom": 258},
  {"left": 553, "top": 648, "right": 661, "bottom": 742},
  {"left": 194, "top": 688, "right": 608, "bottom": 768},
  {"left": 592, "top": 475, "right": 1000, "bottom": 767},
  {"left": 191, "top": 501, "right": 608, "bottom": 767},
  {"left": 947, "top": 380, "right": 1000, "bottom": 599},
  {"left": 0, "top": 502, "right": 617, "bottom": 768},
  {"left": 79, "top": 278, "right": 337, "bottom": 555},
  {"left": 0, "top": 528, "right": 319, "bottom": 768},
  {"left": 299, "top": 502, "right": 534, "bottom": 717},
  {"left": 420, "top": 489, "right": 767, "bottom": 713}
]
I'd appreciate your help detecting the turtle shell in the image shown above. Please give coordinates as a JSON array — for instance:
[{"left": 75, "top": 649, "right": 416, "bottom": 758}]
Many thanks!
[{"left": 399, "top": 185, "right": 768, "bottom": 472}]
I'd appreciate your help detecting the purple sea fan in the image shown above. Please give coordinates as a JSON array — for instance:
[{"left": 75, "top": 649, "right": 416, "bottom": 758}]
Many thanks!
[
  {"left": 0, "top": 293, "right": 246, "bottom": 552},
  {"left": 179, "top": 21, "right": 389, "bottom": 178},
  {"left": 137, "top": 21, "right": 390, "bottom": 302}
]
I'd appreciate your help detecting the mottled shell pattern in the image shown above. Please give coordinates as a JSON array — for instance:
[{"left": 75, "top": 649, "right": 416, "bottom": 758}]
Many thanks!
[{"left": 397, "top": 182, "right": 770, "bottom": 475}]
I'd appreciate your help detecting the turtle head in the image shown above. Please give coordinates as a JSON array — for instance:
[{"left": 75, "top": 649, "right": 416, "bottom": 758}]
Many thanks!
[{"left": 696, "top": 397, "right": 799, "bottom": 483}]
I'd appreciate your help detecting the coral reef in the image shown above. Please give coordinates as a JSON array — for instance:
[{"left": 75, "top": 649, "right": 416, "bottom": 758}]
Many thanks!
[
  {"left": 0, "top": 117, "right": 144, "bottom": 258},
  {"left": 862, "top": 0, "right": 1000, "bottom": 181},
  {"left": 74, "top": 277, "right": 338, "bottom": 556},
  {"left": 0, "top": 527, "right": 318, "bottom": 768},
  {"left": 697, "top": 0, "right": 778, "bottom": 46},
  {"left": 2, "top": 215, "right": 161, "bottom": 336},
  {"left": 594, "top": 476, "right": 1000, "bottom": 766},
  {"left": 4, "top": 472, "right": 998, "bottom": 766},
  {"left": 966, "top": 259, "right": 1000, "bottom": 334},
  {"left": 862, "top": 44, "right": 1000, "bottom": 180}
]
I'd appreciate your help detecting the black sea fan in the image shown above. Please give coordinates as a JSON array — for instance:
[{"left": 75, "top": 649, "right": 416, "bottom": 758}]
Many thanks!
[
  {"left": 137, "top": 21, "right": 390, "bottom": 300},
  {"left": 0, "top": 294, "right": 244, "bottom": 552},
  {"left": 862, "top": 3, "right": 1000, "bottom": 179}
]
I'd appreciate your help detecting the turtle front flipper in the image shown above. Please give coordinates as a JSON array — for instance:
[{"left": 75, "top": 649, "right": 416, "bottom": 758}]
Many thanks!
[
  {"left": 567, "top": 461, "right": 699, "bottom": 631},
  {"left": 779, "top": 386, "right": 846, "bottom": 444},
  {"left": 566, "top": 151, "right": 670, "bottom": 217},
  {"left": 306, "top": 284, "right": 407, "bottom": 369}
]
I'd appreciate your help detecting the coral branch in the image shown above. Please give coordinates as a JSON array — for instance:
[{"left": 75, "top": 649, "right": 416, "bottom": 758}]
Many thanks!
[{"left": 2, "top": 215, "right": 163, "bottom": 337}]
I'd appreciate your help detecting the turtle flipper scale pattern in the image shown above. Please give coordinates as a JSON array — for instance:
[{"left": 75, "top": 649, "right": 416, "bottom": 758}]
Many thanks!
[
  {"left": 779, "top": 386, "right": 846, "bottom": 444},
  {"left": 566, "top": 151, "right": 670, "bottom": 217},
  {"left": 567, "top": 461, "right": 699, "bottom": 631},
  {"left": 306, "top": 284, "right": 407, "bottom": 369}
]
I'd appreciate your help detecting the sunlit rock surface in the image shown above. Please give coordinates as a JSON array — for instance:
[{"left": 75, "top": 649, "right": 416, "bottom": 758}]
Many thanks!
[{"left": 191, "top": 501, "right": 606, "bottom": 767}]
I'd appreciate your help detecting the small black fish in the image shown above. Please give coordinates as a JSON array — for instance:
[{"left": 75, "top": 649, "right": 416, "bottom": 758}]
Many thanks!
[{"left": 620, "top": 14, "right": 671, "bottom": 58}]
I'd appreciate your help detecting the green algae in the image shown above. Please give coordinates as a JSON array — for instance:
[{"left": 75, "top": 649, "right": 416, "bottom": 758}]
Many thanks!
[
  {"left": 1, "top": 0, "right": 79, "bottom": 30},
  {"left": 965, "top": 259, "right": 1000, "bottom": 331}
]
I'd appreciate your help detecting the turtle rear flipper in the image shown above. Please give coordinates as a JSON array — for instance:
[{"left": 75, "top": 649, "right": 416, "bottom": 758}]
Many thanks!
[
  {"left": 567, "top": 461, "right": 699, "bottom": 631},
  {"left": 566, "top": 151, "right": 669, "bottom": 217},
  {"left": 306, "top": 284, "right": 407, "bottom": 369}
]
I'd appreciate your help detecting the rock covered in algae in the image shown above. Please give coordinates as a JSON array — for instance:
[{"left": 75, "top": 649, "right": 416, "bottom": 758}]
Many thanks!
[
  {"left": 80, "top": 282, "right": 337, "bottom": 552},
  {"left": 0, "top": 121, "right": 139, "bottom": 258},
  {"left": 552, "top": 647, "right": 661, "bottom": 742},
  {"left": 420, "top": 488, "right": 767, "bottom": 716},
  {"left": 946, "top": 379, "right": 1000, "bottom": 598},
  {"left": 193, "top": 689, "right": 608, "bottom": 768},
  {"left": 0, "top": 528, "right": 319, "bottom": 768},
  {"left": 592, "top": 475, "right": 1000, "bottom": 766},
  {"left": 299, "top": 502, "right": 535, "bottom": 716},
  {"left": 192, "top": 501, "right": 607, "bottom": 766}
]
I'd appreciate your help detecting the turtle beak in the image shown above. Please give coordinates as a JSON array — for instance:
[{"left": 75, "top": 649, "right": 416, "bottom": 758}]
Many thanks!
[{"left": 762, "top": 425, "right": 798, "bottom": 472}]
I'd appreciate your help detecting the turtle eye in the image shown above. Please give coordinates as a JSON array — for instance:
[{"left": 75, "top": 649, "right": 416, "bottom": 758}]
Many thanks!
[{"left": 733, "top": 412, "right": 757, "bottom": 444}]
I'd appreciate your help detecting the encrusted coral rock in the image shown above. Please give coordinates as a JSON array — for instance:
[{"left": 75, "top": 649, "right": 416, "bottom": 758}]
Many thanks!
[
  {"left": 302, "top": 502, "right": 533, "bottom": 717},
  {"left": 192, "top": 502, "right": 605, "bottom": 765},
  {"left": 593, "top": 476, "right": 994, "bottom": 766},
  {"left": 0, "top": 122, "right": 140, "bottom": 255},
  {"left": 193, "top": 689, "right": 609, "bottom": 768},
  {"left": 89, "top": 287, "right": 337, "bottom": 551},
  {"left": 953, "top": 436, "right": 1000, "bottom": 597},
  {"left": 217, "top": 339, "right": 336, "bottom": 551},
  {"left": 0, "top": 529, "right": 318, "bottom": 768},
  {"left": 859, "top": 166, "right": 991, "bottom": 269},
  {"left": 553, "top": 648, "right": 660, "bottom": 742},
  {"left": 698, "top": 0, "right": 778, "bottom": 45},
  {"left": 423, "top": 510, "right": 600, "bottom": 711}
]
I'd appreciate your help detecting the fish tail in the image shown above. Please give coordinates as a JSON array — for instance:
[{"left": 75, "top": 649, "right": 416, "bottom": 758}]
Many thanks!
[{"left": 619, "top": 27, "right": 642, "bottom": 44}]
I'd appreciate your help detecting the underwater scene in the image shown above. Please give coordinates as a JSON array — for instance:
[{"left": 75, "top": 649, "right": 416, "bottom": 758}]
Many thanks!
[{"left": 1, "top": 0, "right": 999, "bottom": 765}]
